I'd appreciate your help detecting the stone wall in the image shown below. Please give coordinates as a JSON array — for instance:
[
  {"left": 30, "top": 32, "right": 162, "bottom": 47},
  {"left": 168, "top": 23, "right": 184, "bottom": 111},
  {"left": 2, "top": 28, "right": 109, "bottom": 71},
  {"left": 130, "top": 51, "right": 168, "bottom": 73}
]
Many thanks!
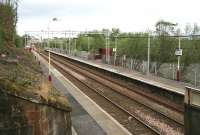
[{"left": 0, "top": 90, "right": 72, "bottom": 135}]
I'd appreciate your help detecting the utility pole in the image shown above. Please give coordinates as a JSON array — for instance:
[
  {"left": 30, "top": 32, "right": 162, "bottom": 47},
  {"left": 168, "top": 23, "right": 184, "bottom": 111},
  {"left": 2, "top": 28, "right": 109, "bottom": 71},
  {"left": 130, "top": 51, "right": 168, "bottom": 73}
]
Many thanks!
[
  {"left": 87, "top": 33, "right": 90, "bottom": 54},
  {"left": 61, "top": 39, "right": 63, "bottom": 52},
  {"left": 147, "top": 34, "right": 151, "bottom": 74},
  {"left": 105, "top": 31, "right": 110, "bottom": 64},
  {"left": 177, "top": 36, "right": 181, "bottom": 81},
  {"left": 74, "top": 38, "right": 77, "bottom": 54},
  {"left": 64, "top": 31, "right": 67, "bottom": 53},
  {"left": 105, "top": 34, "right": 108, "bottom": 63},
  {"left": 108, "top": 33, "right": 110, "bottom": 64},
  {"left": 69, "top": 30, "right": 71, "bottom": 54},
  {"left": 114, "top": 36, "right": 117, "bottom": 66}
]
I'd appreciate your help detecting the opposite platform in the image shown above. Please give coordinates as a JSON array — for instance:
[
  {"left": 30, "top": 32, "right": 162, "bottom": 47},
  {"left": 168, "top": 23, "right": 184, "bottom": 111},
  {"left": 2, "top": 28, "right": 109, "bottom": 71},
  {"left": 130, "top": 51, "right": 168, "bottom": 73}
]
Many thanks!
[{"left": 49, "top": 50, "right": 187, "bottom": 95}]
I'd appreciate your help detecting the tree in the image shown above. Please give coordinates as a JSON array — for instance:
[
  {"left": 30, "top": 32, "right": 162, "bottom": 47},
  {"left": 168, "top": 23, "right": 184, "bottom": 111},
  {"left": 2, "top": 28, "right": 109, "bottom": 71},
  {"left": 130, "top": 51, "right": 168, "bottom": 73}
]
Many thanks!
[
  {"left": 155, "top": 20, "right": 178, "bottom": 64},
  {"left": 192, "top": 23, "right": 200, "bottom": 35},
  {"left": 0, "top": 0, "right": 18, "bottom": 50},
  {"left": 185, "top": 23, "right": 192, "bottom": 35},
  {"left": 155, "top": 20, "right": 177, "bottom": 36}
]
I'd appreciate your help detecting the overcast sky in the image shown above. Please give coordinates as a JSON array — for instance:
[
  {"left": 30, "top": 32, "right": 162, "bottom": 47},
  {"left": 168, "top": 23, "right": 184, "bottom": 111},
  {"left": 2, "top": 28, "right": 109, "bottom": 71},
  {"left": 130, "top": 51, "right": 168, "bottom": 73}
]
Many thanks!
[{"left": 17, "top": 0, "right": 200, "bottom": 35}]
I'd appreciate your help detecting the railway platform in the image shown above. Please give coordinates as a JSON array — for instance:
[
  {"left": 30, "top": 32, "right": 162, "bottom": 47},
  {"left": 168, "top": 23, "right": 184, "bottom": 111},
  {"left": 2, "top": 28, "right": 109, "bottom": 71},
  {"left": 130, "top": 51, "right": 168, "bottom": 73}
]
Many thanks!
[
  {"left": 33, "top": 51, "right": 132, "bottom": 135},
  {"left": 50, "top": 50, "right": 188, "bottom": 96}
]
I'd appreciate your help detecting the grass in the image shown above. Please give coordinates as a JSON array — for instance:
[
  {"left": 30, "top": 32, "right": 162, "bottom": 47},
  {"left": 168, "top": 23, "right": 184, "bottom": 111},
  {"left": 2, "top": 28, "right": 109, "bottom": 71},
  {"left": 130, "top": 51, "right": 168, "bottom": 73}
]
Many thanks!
[
  {"left": 0, "top": 47, "right": 42, "bottom": 92},
  {"left": 0, "top": 47, "right": 71, "bottom": 109}
]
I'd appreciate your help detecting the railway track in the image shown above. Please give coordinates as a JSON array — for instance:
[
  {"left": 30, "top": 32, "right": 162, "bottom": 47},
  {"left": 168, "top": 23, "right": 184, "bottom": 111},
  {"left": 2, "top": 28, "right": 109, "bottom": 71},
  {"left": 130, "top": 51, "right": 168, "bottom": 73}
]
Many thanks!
[
  {"left": 48, "top": 52, "right": 184, "bottom": 124},
  {"left": 41, "top": 52, "right": 184, "bottom": 135}
]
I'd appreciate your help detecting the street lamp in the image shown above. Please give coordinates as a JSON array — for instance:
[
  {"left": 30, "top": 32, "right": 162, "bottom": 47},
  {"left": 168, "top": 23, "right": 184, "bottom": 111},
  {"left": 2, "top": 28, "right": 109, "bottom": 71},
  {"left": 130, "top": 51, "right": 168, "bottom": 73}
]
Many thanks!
[{"left": 48, "top": 17, "right": 58, "bottom": 82}]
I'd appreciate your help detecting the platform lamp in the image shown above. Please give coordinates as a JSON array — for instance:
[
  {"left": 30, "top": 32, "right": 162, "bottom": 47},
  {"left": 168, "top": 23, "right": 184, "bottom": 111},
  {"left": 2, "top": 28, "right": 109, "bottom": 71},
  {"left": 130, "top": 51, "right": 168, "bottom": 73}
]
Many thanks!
[{"left": 48, "top": 17, "right": 58, "bottom": 82}]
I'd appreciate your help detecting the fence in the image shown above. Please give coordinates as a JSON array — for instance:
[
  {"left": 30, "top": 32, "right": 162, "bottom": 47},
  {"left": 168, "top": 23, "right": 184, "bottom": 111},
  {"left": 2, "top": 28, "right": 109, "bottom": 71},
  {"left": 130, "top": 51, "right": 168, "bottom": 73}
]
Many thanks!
[{"left": 30, "top": 31, "right": 200, "bottom": 88}]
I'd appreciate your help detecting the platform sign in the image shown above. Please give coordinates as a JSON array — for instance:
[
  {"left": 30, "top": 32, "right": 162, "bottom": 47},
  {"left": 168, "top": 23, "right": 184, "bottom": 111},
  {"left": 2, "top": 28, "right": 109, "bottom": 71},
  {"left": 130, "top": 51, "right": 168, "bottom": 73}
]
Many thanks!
[
  {"left": 113, "top": 48, "right": 117, "bottom": 52},
  {"left": 175, "top": 48, "right": 182, "bottom": 56}
]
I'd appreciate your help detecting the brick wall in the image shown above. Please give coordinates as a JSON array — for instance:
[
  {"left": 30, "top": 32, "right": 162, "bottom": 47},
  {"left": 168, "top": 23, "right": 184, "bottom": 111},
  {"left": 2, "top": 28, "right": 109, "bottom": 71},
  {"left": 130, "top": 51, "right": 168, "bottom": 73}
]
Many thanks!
[{"left": 0, "top": 90, "right": 72, "bottom": 135}]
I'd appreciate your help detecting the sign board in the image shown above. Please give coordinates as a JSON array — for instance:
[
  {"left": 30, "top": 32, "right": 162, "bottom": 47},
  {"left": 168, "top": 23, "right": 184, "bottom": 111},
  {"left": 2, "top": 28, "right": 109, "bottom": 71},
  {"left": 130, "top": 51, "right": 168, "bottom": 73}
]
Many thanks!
[
  {"left": 175, "top": 48, "right": 182, "bottom": 56},
  {"left": 113, "top": 48, "right": 117, "bottom": 52}
]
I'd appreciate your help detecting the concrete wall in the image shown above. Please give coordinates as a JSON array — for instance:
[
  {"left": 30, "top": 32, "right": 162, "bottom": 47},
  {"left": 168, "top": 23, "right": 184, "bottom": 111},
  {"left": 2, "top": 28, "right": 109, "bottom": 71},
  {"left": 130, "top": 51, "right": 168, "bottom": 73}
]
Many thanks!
[{"left": 0, "top": 90, "right": 72, "bottom": 135}]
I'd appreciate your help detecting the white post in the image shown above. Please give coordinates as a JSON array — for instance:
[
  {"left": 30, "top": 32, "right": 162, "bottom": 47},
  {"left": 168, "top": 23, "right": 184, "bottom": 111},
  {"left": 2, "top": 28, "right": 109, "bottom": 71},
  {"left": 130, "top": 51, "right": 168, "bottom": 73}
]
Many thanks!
[
  {"left": 87, "top": 35, "right": 90, "bottom": 54},
  {"left": 58, "top": 39, "right": 62, "bottom": 53},
  {"left": 64, "top": 31, "right": 67, "bottom": 54},
  {"left": 147, "top": 34, "right": 150, "bottom": 74},
  {"left": 143, "top": 61, "right": 145, "bottom": 73},
  {"left": 74, "top": 38, "right": 77, "bottom": 55},
  {"left": 155, "top": 63, "right": 157, "bottom": 75},
  {"left": 71, "top": 31, "right": 74, "bottom": 55},
  {"left": 107, "top": 35, "right": 109, "bottom": 64},
  {"left": 60, "top": 39, "right": 62, "bottom": 52},
  {"left": 55, "top": 38, "right": 56, "bottom": 50},
  {"left": 69, "top": 30, "right": 71, "bottom": 55},
  {"left": 106, "top": 31, "right": 110, "bottom": 64},
  {"left": 108, "top": 34, "right": 110, "bottom": 64},
  {"left": 122, "top": 56, "right": 123, "bottom": 67},
  {"left": 114, "top": 37, "right": 117, "bottom": 66},
  {"left": 177, "top": 36, "right": 181, "bottom": 81},
  {"left": 131, "top": 58, "right": 133, "bottom": 70},
  {"left": 105, "top": 35, "right": 107, "bottom": 63}
]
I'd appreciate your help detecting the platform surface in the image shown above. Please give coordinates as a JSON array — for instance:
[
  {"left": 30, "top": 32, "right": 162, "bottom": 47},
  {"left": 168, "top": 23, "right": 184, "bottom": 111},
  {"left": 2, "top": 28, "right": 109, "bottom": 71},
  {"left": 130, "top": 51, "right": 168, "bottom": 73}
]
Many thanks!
[
  {"left": 34, "top": 51, "right": 132, "bottom": 135},
  {"left": 50, "top": 50, "right": 188, "bottom": 95}
]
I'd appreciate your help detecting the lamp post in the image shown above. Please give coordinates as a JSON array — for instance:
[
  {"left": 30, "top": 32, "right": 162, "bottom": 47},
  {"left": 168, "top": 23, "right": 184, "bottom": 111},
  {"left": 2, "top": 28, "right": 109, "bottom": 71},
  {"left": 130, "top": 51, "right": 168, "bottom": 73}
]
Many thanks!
[{"left": 48, "top": 17, "right": 58, "bottom": 82}]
